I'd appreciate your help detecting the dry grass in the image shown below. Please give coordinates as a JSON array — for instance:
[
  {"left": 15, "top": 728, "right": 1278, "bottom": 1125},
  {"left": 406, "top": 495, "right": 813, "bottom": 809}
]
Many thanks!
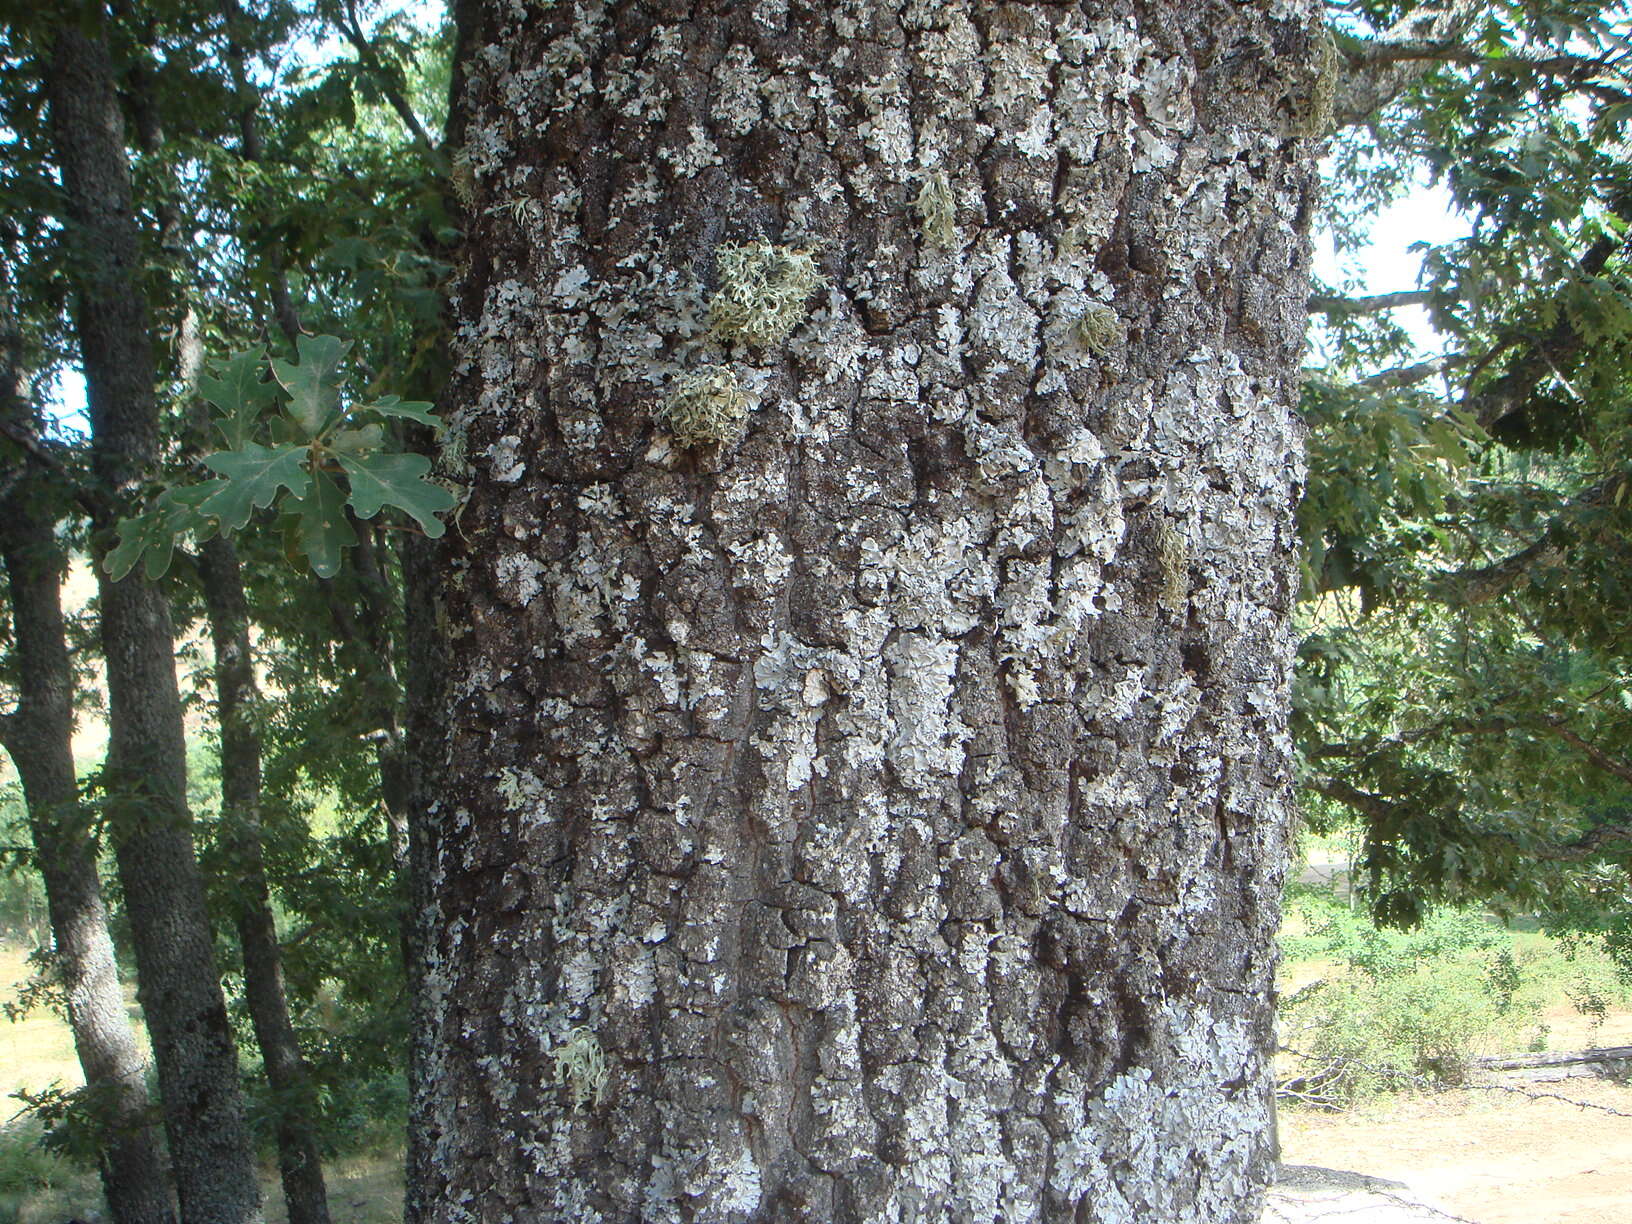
[
  {"left": 266, "top": 1148, "right": 404, "bottom": 1224},
  {"left": 0, "top": 944, "right": 90, "bottom": 1101},
  {"left": 1, "top": 940, "right": 406, "bottom": 1222}
]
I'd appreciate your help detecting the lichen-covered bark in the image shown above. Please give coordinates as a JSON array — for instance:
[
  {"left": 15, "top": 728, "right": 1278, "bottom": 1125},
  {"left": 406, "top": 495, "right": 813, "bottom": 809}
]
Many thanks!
[{"left": 418, "top": 2, "right": 1321, "bottom": 1220}]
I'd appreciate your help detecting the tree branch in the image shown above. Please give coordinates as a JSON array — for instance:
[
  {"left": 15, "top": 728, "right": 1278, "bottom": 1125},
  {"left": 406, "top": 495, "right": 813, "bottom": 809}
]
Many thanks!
[
  {"left": 1314, "top": 712, "right": 1632, "bottom": 793},
  {"left": 1360, "top": 357, "right": 1457, "bottom": 391},
  {"left": 1331, "top": 1, "right": 1488, "bottom": 128},
  {"left": 1547, "top": 722, "right": 1632, "bottom": 788},
  {"left": 1307, "top": 718, "right": 1511, "bottom": 763},
  {"left": 0, "top": 415, "right": 108, "bottom": 524},
  {"left": 1308, "top": 773, "right": 1632, "bottom": 863},
  {"left": 337, "top": 0, "right": 437, "bottom": 157},
  {"left": 1306, "top": 774, "right": 1398, "bottom": 824},
  {"left": 1425, "top": 472, "right": 1624, "bottom": 606},
  {"left": 1310, "top": 290, "right": 1435, "bottom": 316},
  {"left": 222, "top": 0, "right": 304, "bottom": 347},
  {"left": 1344, "top": 39, "right": 1621, "bottom": 80}
]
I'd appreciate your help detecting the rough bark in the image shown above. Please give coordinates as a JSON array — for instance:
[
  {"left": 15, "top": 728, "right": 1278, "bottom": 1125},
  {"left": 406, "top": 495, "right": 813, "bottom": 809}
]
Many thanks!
[
  {"left": 416, "top": 2, "right": 1321, "bottom": 1220},
  {"left": 0, "top": 313, "right": 174, "bottom": 1224},
  {"left": 198, "top": 536, "right": 333, "bottom": 1224},
  {"left": 44, "top": 17, "right": 262, "bottom": 1224}
]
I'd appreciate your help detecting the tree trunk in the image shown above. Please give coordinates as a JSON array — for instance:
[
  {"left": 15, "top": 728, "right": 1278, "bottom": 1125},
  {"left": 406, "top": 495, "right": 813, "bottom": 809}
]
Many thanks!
[
  {"left": 44, "top": 17, "right": 262, "bottom": 1224},
  {"left": 198, "top": 536, "right": 333, "bottom": 1224},
  {"left": 0, "top": 317, "right": 174, "bottom": 1224},
  {"left": 415, "top": 2, "right": 1323, "bottom": 1219}
]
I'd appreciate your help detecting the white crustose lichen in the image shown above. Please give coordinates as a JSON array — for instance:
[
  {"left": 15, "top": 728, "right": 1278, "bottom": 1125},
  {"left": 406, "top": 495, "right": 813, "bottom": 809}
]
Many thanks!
[{"left": 708, "top": 240, "right": 822, "bottom": 347}]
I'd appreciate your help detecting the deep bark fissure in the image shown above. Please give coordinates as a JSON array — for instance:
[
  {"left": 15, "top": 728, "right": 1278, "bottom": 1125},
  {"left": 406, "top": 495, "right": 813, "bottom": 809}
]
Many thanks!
[{"left": 417, "top": 1, "right": 1322, "bottom": 1220}]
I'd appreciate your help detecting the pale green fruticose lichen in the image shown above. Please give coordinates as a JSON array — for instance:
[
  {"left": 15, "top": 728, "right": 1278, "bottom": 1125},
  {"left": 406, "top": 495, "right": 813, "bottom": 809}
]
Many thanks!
[
  {"left": 1056, "top": 219, "right": 1090, "bottom": 258},
  {"left": 1301, "top": 25, "right": 1342, "bottom": 138},
  {"left": 552, "top": 1027, "right": 609, "bottom": 1109},
  {"left": 1155, "top": 518, "right": 1190, "bottom": 610},
  {"left": 708, "top": 241, "right": 822, "bottom": 347},
  {"left": 661, "top": 366, "right": 752, "bottom": 447},
  {"left": 449, "top": 145, "right": 476, "bottom": 209},
  {"left": 1074, "top": 303, "right": 1124, "bottom": 356},
  {"left": 915, "top": 170, "right": 956, "bottom": 248}
]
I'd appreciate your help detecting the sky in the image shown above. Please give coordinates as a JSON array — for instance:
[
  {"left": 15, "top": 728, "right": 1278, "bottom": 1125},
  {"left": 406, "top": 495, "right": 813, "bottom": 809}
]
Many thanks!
[{"left": 1312, "top": 176, "right": 1469, "bottom": 361}]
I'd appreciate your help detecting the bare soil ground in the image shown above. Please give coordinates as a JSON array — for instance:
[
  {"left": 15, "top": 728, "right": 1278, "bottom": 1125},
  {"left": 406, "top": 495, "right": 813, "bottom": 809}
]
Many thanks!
[{"left": 1280, "top": 1073, "right": 1632, "bottom": 1224}]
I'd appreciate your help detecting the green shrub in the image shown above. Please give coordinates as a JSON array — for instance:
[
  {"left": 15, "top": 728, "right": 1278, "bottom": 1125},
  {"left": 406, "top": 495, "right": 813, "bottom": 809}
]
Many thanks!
[
  {"left": 1278, "top": 898, "right": 1556, "bottom": 1104},
  {"left": 1281, "top": 953, "right": 1539, "bottom": 1104},
  {"left": 0, "top": 1118, "right": 71, "bottom": 1196}
]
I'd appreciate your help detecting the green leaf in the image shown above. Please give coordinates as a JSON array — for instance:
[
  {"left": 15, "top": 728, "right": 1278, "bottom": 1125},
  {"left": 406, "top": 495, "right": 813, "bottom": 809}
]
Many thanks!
[
  {"left": 199, "top": 349, "right": 277, "bottom": 449},
  {"left": 288, "top": 469, "right": 357, "bottom": 579},
  {"left": 331, "top": 424, "right": 385, "bottom": 453},
  {"left": 103, "top": 482, "right": 227, "bottom": 581},
  {"left": 1424, "top": 418, "right": 1470, "bottom": 466},
  {"left": 271, "top": 334, "right": 351, "bottom": 438},
  {"left": 105, "top": 506, "right": 172, "bottom": 582},
  {"left": 200, "top": 443, "right": 311, "bottom": 530},
  {"left": 160, "top": 482, "right": 226, "bottom": 538},
  {"left": 337, "top": 451, "right": 457, "bottom": 537},
  {"left": 360, "top": 394, "right": 441, "bottom": 430}
]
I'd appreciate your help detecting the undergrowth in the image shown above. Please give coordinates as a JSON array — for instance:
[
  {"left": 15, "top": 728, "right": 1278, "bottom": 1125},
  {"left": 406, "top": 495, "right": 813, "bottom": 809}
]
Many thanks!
[{"left": 1278, "top": 885, "right": 1632, "bottom": 1105}]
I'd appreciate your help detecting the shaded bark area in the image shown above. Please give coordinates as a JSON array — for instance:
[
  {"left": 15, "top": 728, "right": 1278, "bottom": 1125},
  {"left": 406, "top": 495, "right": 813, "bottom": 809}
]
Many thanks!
[
  {"left": 418, "top": 1, "right": 1322, "bottom": 1220},
  {"left": 198, "top": 537, "right": 332, "bottom": 1224},
  {"left": 44, "top": 17, "right": 261, "bottom": 1224},
  {"left": 0, "top": 321, "right": 173, "bottom": 1223}
]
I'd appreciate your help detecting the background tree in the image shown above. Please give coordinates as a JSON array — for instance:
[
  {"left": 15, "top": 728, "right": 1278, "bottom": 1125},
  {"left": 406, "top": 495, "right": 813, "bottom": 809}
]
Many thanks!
[
  {"left": 0, "top": 287, "right": 174, "bottom": 1222},
  {"left": 1298, "top": 1, "right": 1632, "bottom": 943},
  {"left": 0, "top": 0, "right": 453, "bottom": 1217},
  {"left": 42, "top": 13, "right": 263, "bottom": 1220}
]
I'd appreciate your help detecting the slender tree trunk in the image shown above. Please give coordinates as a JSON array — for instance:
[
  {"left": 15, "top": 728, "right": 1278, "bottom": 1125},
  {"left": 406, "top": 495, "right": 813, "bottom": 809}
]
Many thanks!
[
  {"left": 198, "top": 535, "right": 333, "bottom": 1224},
  {"left": 44, "top": 16, "right": 262, "bottom": 1223},
  {"left": 347, "top": 523, "right": 415, "bottom": 884},
  {"left": 0, "top": 312, "right": 173, "bottom": 1224},
  {"left": 0, "top": 523, "right": 177, "bottom": 1224},
  {"left": 415, "top": 1, "right": 1323, "bottom": 1220}
]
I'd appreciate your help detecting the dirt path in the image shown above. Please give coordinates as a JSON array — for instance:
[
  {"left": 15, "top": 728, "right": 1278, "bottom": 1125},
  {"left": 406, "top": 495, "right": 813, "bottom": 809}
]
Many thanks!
[
  {"left": 1279, "top": 1077, "right": 1632, "bottom": 1224},
  {"left": 1268, "top": 1165, "right": 1482, "bottom": 1222}
]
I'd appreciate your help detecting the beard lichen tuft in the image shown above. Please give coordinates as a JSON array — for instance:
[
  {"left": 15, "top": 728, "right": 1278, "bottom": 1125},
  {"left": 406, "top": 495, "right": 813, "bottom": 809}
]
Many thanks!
[
  {"left": 661, "top": 366, "right": 753, "bottom": 447},
  {"left": 449, "top": 145, "right": 476, "bottom": 209},
  {"left": 915, "top": 170, "right": 956, "bottom": 248},
  {"left": 551, "top": 1027, "right": 610, "bottom": 1110},
  {"left": 708, "top": 240, "right": 822, "bottom": 347},
  {"left": 1074, "top": 302, "right": 1125, "bottom": 356},
  {"left": 1299, "top": 24, "right": 1342, "bottom": 139}
]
